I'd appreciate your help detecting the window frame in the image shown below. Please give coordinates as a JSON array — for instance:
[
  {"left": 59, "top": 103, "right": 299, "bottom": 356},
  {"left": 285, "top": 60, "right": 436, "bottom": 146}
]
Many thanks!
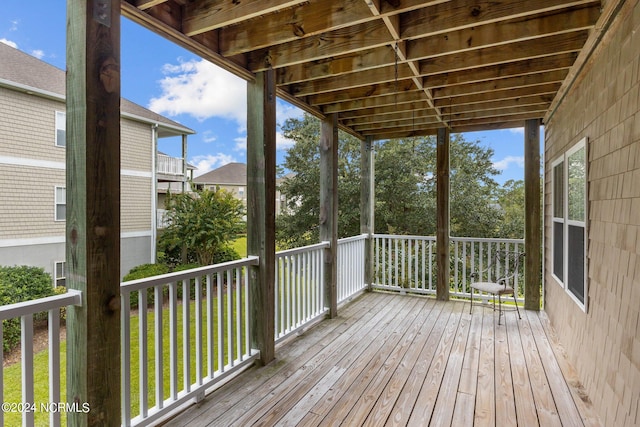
[
  {"left": 54, "top": 261, "right": 66, "bottom": 288},
  {"left": 55, "top": 111, "right": 66, "bottom": 148},
  {"left": 551, "top": 137, "right": 588, "bottom": 311},
  {"left": 55, "top": 185, "right": 66, "bottom": 221}
]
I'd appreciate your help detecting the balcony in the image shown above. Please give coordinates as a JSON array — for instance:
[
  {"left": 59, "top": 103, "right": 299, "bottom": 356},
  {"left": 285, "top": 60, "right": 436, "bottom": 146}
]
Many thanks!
[
  {"left": 0, "top": 235, "right": 600, "bottom": 426},
  {"left": 157, "top": 154, "right": 186, "bottom": 182}
]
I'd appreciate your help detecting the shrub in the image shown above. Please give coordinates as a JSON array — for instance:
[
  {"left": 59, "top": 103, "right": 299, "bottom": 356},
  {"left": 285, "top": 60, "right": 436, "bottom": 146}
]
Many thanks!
[
  {"left": 0, "top": 266, "right": 55, "bottom": 352},
  {"left": 123, "top": 263, "right": 170, "bottom": 309}
]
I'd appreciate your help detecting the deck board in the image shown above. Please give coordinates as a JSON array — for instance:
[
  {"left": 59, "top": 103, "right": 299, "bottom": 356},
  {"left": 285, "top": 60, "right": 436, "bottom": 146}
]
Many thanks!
[{"left": 162, "top": 292, "right": 602, "bottom": 427}]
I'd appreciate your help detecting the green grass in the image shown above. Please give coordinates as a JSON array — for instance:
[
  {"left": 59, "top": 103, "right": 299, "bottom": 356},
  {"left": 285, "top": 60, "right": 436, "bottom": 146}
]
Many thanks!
[
  {"left": 231, "top": 235, "right": 247, "bottom": 257},
  {"left": 3, "top": 289, "right": 247, "bottom": 426}
]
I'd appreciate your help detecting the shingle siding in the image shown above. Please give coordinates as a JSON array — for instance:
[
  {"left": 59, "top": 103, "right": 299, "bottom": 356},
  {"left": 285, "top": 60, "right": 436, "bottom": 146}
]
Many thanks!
[{"left": 544, "top": 2, "right": 640, "bottom": 426}]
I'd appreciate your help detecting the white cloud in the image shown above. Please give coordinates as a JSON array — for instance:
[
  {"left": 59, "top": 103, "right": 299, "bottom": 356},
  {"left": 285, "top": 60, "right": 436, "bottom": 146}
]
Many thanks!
[
  {"left": 0, "top": 38, "right": 18, "bottom": 48},
  {"left": 9, "top": 20, "right": 19, "bottom": 32},
  {"left": 201, "top": 130, "right": 217, "bottom": 143},
  {"left": 149, "top": 59, "right": 247, "bottom": 125},
  {"left": 276, "top": 132, "right": 296, "bottom": 150},
  {"left": 494, "top": 155, "right": 525, "bottom": 171},
  {"left": 31, "top": 49, "right": 45, "bottom": 59},
  {"left": 506, "top": 127, "right": 524, "bottom": 135},
  {"left": 191, "top": 153, "right": 236, "bottom": 176},
  {"left": 231, "top": 133, "right": 295, "bottom": 152},
  {"left": 277, "top": 101, "right": 304, "bottom": 125}
]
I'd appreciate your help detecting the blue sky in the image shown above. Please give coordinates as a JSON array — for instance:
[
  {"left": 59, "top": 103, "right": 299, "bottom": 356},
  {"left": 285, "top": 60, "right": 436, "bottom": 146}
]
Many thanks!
[{"left": 2, "top": 1, "right": 531, "bottom": 183}]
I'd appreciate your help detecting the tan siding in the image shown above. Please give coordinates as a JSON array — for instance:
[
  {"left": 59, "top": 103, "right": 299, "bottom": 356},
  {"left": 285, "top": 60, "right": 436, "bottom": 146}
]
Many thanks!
[
  {"left": 0, "top": 87, "right": 66, "bottom": 163},
  {"left": 122, "top": 175, "right": 152, "bottom": 232},
  {"left": 0, "top": 165, "right": 66, "bottom": 239},
  {"left": 544, "top": 2, "right": 640, "bottom": 426},
  {"left": 121, "top": 120, "right": 152, "bottom": 172}
]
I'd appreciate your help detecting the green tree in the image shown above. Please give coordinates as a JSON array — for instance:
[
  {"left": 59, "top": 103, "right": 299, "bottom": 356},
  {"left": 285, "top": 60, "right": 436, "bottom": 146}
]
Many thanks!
[
  {"left": 159, "top": 189, "right": 245, "bottom": 265},
  {"left": 276, "top": 115, "right": 507, "bottom": 246},
  {"left": 496, "top": 179, "right": 525, "bottom": 238},
  {"left": 276, "top": 114, "right": 361, "bottom": 248}
]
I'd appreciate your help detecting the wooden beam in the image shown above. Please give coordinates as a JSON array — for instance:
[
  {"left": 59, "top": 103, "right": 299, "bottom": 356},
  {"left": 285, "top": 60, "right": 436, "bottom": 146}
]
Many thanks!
[
  {"left": 247, "top": 70, "right": 277, "bottom": 365},
  {"left": 423, "top": 52, "right": 578, "bottom": 89},
  {"left": 524, "top": 119, "right": 541, "bottom": 310},
  {"left": 361, "top": 136, "right": 375, "bottom": 289},
  {"left": 320, "top": 113, "right": 339, "bottom": 318},
  {"left": 432, "top": 69, "right": 568, "bottom": 99},
  {"left": 419, "top": 31, "right": 588, "bottom": 76},
  {"left": 66, "top": 0, "right": 121, "bottom": 424},
  {"left": 436, "top": 127, "right": 450, "bottom": 301},
  {"left": 405, "top": 3, "right": 599, "bottom": 58},
  {"left": 433, "top": 83, "right": 561, "bottom": 108},
  {"left": 184, "top": 0, "right": 308, "bottom": 37}
]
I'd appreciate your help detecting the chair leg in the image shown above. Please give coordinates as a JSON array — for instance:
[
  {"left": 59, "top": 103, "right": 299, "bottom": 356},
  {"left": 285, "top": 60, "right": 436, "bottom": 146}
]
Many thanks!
[
  {"left": 513, "top": 292, "right": 522, "bottom": 319},
  {"left": 470, "top": 287, "right": 473, "bottom": 314},
  {"left": 498, "top": 294, "right": 503, "bottom": 325}
]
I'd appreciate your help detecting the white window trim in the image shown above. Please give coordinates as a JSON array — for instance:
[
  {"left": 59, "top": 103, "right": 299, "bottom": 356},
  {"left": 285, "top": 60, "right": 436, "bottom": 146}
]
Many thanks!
[
  {"left": 54, "top": 261, "right": 66, "bottom": 288},
  {"left": 55, "top": 185, "right": 66, "bottom": 221},
  {"left": 55, "top": 111, "right": 66, "bottom": 148},
  {"left": 551, "top": 137, "right": 588, "bottom": 312},
  {"left": 551, "top": 156, "right": 564, "bottom": 287}
]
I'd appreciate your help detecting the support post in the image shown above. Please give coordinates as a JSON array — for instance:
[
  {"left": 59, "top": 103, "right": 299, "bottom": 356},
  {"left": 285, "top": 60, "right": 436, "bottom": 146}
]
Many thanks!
[
  {"left": 182, "top": 134, "right": 188, "bottom": 193},
  {"left": 320, "top": 114, "right": 338, "bottom": 317},
  {"left": 361, "top": 136, "right": 375, "bottom": 289},
  {"left": 436, "top": 127, "right": 450, "bottom": 301},
  {"left": 247, "top": 70, "right": 276, "bottom": 365},
  {"left": 524, "top": 119, "right": 542, "bottom": 310},
  {"left": 66, "top": 0, "right": 121, "bottom": 424}
]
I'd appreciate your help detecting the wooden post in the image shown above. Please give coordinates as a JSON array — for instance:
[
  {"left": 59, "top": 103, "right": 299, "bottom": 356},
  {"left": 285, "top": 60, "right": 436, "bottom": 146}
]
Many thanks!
[
  {"left": 361, "top": 136, "right": 375, "bottom": 289},
  {"left": 247, "top": 70, "right": 276, "bottom": 365},
  {"left": 320, "top": 113, "right": 338, "bottom": 317},
  {"left": 436, "top": 127, "right": 450, "bottom": 301},
  {"left": 524, "top": 119, "right": 542, "bottom": 310},
  {"left": 66, "top": 0, "right": 121, "bottom": 424}
]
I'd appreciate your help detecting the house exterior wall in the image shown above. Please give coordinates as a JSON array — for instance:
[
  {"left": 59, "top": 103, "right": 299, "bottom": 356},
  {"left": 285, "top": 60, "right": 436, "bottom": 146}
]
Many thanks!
[
  {"left": 0, "top": 87, "right": 154, "bottom": 281},
  {"left": 544, "top": 2, "right": 640, "bottom": 426}
]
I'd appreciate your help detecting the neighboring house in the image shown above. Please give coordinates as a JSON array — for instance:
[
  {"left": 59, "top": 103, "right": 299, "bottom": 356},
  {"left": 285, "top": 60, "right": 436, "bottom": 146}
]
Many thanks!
[
  {"left": 193, "top": 162, "right": 288, "bottom": 216},
  {"left": 0, "top": 43, "right": 194, "bottom": 282}
]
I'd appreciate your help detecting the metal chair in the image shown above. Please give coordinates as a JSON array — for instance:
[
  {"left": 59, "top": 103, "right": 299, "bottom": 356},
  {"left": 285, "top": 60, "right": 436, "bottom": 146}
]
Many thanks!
[{"left": 469, "top": 250, "right": 524, "bottom": 324}]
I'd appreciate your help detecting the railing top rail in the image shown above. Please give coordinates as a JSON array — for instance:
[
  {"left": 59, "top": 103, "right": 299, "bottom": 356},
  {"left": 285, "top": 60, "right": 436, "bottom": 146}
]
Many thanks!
[
  {"left": 157, "top": 153, "right": 184, "bottom": 161},
  {"left": 372, "top": 234, "right": 437, "bottom": 241},
  {"left": 450, "top": 236, "right": 525, "bottom": 244},
  {"left": 276, "top": 241, "right": 330, "bottom": 257},
  {"left": 121, "top": 256, "right": 259, "bottom": 293},
  {"left": 337, "top": 234, "right": 368, "bottom": 244},
  {"left": 0, "top": 289, "right": 82, "bottom": 321}
]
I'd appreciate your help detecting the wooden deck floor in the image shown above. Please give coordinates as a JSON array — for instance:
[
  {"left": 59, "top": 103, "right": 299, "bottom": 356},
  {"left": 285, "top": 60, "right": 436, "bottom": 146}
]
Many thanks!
[{"left": 163, "top": 292, "right": 602, "bottom": 427}]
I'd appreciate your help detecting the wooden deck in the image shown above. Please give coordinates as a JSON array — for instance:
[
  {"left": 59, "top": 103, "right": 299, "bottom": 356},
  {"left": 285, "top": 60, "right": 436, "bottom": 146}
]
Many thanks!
[{"left": 163, "top": 292, "right": 602, "bottom": 426}]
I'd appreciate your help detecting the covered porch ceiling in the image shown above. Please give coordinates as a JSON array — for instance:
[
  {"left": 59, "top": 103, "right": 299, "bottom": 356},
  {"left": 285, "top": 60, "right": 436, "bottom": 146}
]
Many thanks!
[{"left": 122, "top": 0, "right": 609, "bottom": 140}]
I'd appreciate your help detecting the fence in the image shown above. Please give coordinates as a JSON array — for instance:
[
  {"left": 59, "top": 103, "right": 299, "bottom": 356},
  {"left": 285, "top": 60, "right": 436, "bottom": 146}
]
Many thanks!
[
  {"left": 0, "top": 290, "right": 82, "bottom": 427},
  {"left": 372, "top": 234, "right": 525, "bottom": 301},
  {"left": 120, "top": 257, "right": 259, "bottom": 426}
]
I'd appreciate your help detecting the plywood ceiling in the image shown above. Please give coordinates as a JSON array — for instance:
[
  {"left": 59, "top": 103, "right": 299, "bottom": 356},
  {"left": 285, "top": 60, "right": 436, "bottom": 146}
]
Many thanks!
[{"left": 122, "top": 0, "right": 605, "bottom": 140}]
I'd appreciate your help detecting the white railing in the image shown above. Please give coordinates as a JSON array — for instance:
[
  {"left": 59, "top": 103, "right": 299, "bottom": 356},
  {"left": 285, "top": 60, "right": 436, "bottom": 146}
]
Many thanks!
[
  {"left": 450, "top": 237, "right": 526, "bottom": 302},
  {"left": 275, "top": 242, "right": 328, "bottom": 343},
  {"left": 373, "top": 234, "right": 436, "bottom": 295},
  {"left": 156, "top": 154, "right": 184, "bottom": 176},
  {"left": 156, "top": 209, "right": 170, "bottom": 228},
  {"left": 337, "top": 234, "right": 368, "bottom": 303},
  {"left": 0, "top": 290, "right": 82, "bottom": 427},
  {"left": 372, "top": 234, "right": 525, "bottom": 302},
  {"left": 120, "top": 257, "right": 260, "bottom": 427}
]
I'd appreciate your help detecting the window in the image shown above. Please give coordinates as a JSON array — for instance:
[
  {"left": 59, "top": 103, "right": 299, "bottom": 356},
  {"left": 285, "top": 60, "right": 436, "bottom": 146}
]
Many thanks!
[
  {"left": 551, "top": 138, "right": 587, "bottom": 309},
  {"left": 54, "top": 261, "right": 66, "bottom": 288},
  {"left": 55, "top": 111, "right": 66, "bottom": 147},
  {"left": 238, "top": 186, "right": 245, "bottom": 198},
  {"left": 55, "top": 186, "right": 66, "bottom": 221}
]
